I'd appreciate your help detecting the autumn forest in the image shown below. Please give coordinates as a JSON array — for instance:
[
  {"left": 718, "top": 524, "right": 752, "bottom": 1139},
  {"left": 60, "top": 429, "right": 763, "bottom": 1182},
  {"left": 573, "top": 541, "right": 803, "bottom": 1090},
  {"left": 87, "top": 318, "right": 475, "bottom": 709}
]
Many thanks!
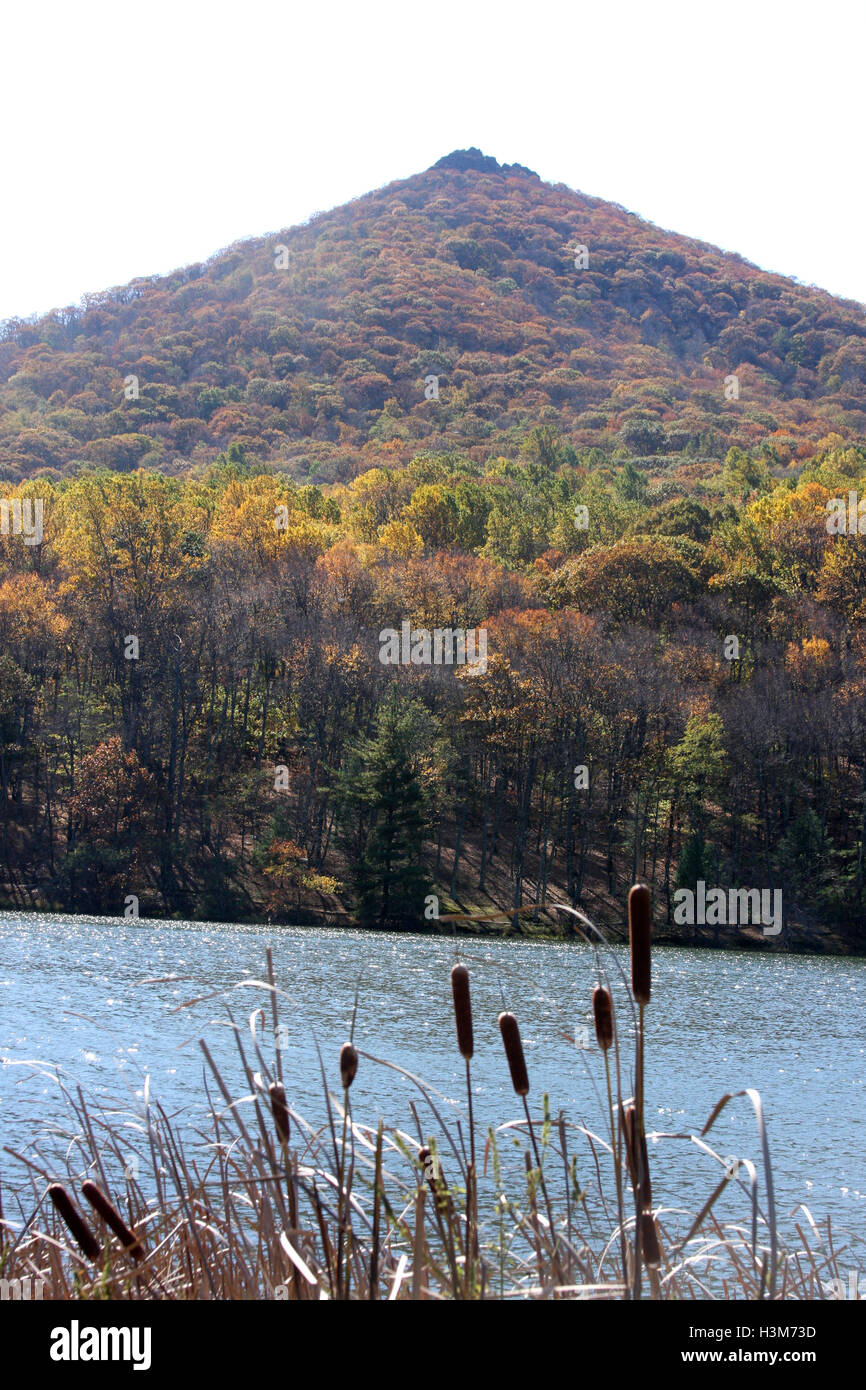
[{"left": 2, "top": 149, "right": 866, "bottom": 950}]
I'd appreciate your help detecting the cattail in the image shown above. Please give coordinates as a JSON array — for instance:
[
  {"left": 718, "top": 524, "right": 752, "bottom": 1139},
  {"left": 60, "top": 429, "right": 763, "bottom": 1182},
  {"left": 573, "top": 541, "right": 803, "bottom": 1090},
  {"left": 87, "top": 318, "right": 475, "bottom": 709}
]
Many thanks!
[
  {"left": 340, "top": 1041, "right": 358, "bottom": 1089},
  {"left": 81, "top": 1180, "right": 144, "bottom": 1260},
  {"left": 48, "top": 1183, "right": 101, "bottom": 1262},
  {"left": 638, "top": 1131, "right": 652, "bottom": 1209},
  {"left": 641, "top": 1210, "right": 661, "bottom": 1267},
  {"left": 621, "top": 1102, "right": 638, "bottom": 1187},
  {"left": 498, "top": 1011, "right": 529, "bottom": 1097},
  {"left": 629, "top": 883, "right": 652, "bottom": 1006},
  {"left": 419, "top": 1146, "right": 451, "bottom": 1221},
  {"left": 592, "top": 985, "right": 613, "bottom": 1051},
  {"left": 450, "top": 963, "right": 474, "bottom": 1059},
  {"left": 622, "top": 1102, "right": 653, "bottom": 1204},
  {"left": 418, "top": 1146, "right": 442, "bottom": 1192},
  {"left": 268, "top": 1081, "right": 290, "bottom": 1145}
]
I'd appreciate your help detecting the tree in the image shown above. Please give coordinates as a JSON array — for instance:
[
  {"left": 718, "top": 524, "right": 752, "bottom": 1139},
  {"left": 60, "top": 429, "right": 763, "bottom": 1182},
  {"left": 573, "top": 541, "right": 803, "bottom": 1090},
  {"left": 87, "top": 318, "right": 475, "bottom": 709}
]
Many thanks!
[
  {"left": 66, "top": 738, "right": 154, "bottom": 912},
  {"left": 675, "top": 831, "right": 718, "bottom": 891},
  {"left": 262, "top": 839, "right": 340, "bottom": 916},
  {"left": 817, "top": 540, "right": 866, "bottom": 623},
  {"left": 615, "top": 459, "right": 648, "bottom": 503},
  {"left": 643, "top": 497, "right": 712, "bottom": 543},
  {"left": 334, "top": 691, "right": 437, "bottom": 928},
  {"left": 523, "top": 425, "right": 562, "bottom": 471},
  {"left": 721, "top": 447, "right": 771, "bottom": 497},
  {"left": 619, "top": 416, "right": 666, "bottom": 456},
  {"left": 403, "top": 484, "right": 460, "bottom": 550},
  {"left": 668, "top": 712, "right": 729, "bottom": 852},
  {"left": 546, "top": 539, "right": 703, "bottom": 624}
]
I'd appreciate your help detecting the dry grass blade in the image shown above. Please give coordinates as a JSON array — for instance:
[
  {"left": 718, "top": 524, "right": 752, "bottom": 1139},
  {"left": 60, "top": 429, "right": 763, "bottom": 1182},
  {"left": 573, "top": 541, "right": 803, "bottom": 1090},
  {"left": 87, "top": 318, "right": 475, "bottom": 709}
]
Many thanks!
[{"left": 701, "top": 1088, "right": 779, "bottom": 1299}]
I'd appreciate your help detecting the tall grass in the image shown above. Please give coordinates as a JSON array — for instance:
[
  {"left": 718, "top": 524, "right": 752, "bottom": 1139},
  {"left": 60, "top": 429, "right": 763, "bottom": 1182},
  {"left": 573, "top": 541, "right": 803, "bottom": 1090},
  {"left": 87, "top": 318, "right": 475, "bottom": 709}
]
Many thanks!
[{"left": 0, "top": 902, "right": 859, "bottom": 1300}]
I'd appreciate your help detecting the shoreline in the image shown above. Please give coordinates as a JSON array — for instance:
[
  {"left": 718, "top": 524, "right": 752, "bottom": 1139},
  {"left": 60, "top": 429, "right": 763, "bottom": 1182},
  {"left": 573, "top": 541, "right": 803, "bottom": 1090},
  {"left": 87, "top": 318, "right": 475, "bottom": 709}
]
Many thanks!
[{"left": 1, "top": 905, "right": 863, "bottom": 959}]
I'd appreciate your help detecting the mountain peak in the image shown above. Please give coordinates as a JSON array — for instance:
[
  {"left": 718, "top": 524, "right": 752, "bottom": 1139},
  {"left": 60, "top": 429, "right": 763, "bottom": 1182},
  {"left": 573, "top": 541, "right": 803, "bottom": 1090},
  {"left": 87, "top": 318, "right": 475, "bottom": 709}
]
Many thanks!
[
  {"left": 431, "top": 148, "right": 539, "bottom": 178},
  {"left": 1, "top": 150, "right": 864, "bottom": 488}
]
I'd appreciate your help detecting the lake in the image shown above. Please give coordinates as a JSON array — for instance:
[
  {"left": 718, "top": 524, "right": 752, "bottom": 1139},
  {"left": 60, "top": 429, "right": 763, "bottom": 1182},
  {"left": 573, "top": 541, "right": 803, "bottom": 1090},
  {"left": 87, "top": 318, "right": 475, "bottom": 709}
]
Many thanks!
[{"left": 0, "top": 912, "right": 863, "bottom": 1248}]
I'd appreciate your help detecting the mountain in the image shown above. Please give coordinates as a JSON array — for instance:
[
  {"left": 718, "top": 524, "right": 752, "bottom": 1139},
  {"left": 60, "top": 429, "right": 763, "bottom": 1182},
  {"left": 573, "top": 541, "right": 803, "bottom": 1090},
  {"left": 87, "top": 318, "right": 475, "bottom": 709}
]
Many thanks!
[
  {"left": 2, "top": 151, "right": 866, "bottom": 950},
  {"left": 2, "top": 147, "right": 865, "bottom": 485}
]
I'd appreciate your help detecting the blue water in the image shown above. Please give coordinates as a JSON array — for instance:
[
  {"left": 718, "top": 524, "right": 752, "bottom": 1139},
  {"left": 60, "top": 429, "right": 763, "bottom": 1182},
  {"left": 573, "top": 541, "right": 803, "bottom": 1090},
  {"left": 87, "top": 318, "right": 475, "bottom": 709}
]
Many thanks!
[{"left": 0, "top": 913, "right": 863, "bottom": 1246}]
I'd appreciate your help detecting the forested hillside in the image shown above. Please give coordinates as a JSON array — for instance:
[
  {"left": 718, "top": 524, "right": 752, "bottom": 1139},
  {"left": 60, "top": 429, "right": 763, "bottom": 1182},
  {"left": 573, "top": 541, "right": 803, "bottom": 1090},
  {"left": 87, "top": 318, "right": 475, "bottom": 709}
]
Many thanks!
[
  {"left": 3, "top": 148, "right": 866, "bottom": 486},
  {"left": 1, "top": 151, "right": 865, "bottom": 949}
]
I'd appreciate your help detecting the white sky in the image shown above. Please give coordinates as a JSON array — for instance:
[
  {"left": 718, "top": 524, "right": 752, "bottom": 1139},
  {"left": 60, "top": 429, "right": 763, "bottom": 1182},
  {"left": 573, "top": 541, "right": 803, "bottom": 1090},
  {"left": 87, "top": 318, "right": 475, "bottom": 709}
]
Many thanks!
[{"left": 2, "top": 0, "right": 865, "bottom": 322}]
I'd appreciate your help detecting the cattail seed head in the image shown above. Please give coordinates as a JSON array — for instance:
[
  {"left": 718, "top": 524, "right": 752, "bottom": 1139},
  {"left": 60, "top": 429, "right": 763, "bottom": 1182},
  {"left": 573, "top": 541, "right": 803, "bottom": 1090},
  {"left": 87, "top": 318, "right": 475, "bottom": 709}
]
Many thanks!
[
  {"left": 621, "top": 1100, "right": 653, "bottom": 1204},
  {"left": 419, "top": 1145, "right": 451, "bottom": 1216},
  {"left": 418, "top": 1145, "right": 441, "bottom": 1189},
  {"left": 498, "top": 1011, "right": 529, "bottom": 1097},
  {"left": 641, "top": 1210, "right": 661, "bottom": 1267},
  {"left": 81, "top": 1180, "right": 144, "bottom": 1260},
  {"left": 621, "top": 1102, "right": 638, "bottom": 1187},
  {"left": 592, "top": 985, "right": 613, "bottom": 1051},
  {"left": 629, "top": 884, "right": 652, "bottom": 1006},
  {"left": 48, "top": 1183, "right": 101, "bottom": 1262},
  {"left": 638, "top": 1131, "right": 653, "bottom": 1209},
  {"left": 340, "top": 1041, "right": 358, "bottom": 1089},
  {"left": 450, "top": 963, "right": 474, "bottom": 1060},
  {"left": 268, "top": 1081, "right": 290, "bottom": 1146}
]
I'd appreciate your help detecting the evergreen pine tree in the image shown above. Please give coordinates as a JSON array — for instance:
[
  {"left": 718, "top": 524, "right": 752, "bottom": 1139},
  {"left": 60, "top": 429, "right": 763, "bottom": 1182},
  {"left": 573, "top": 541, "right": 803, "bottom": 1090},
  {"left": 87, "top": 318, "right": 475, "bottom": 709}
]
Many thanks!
[{"left": 335, "top": 690, "right": 435, "bottom": 927}]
